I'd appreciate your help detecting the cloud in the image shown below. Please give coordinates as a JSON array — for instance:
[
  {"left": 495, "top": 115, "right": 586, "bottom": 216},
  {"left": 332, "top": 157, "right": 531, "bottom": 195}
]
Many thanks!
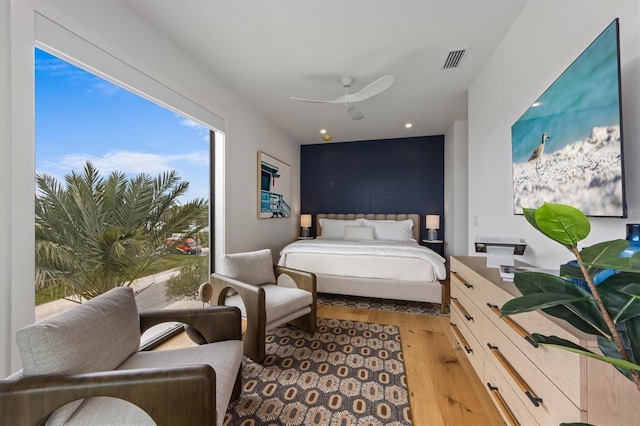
[
  {"left": 178, "top": 116, "right": 211, "bottom": 142},
  {"left": 41, "top": 149, "right": 209, "bottom": 176}
]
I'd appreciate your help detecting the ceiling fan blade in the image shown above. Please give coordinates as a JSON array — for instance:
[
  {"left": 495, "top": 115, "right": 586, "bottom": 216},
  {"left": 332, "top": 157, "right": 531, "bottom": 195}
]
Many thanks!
[
  {"left": 345, "top": 104, "right": 364, "bottom": 120},
  {"left": 290, "top": 95, "right": 346, "bottom": 104},
  {"left": 347, "top": 75, "right": 394, "bottom": 103}
]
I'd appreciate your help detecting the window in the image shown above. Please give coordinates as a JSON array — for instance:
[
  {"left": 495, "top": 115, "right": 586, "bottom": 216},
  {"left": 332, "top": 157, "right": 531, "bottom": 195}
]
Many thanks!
[{"left": 35, "top": 47, "right": 218, "bottom": 345}]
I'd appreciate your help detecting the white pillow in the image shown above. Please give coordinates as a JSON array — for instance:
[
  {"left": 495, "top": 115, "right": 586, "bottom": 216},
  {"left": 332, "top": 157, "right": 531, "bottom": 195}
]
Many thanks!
[
  {"left": 344, "top": 225, "right": 375, "bottom": 241},
  {"left": 363, "top": 219, "right": 414, "bottom": 241},
  {"left": 319, "top": 218, "right": 364, "bottom": 239}
]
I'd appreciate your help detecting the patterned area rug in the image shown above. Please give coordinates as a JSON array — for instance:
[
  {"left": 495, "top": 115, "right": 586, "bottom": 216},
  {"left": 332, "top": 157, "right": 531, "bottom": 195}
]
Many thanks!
[
  {"left": 317, "top": 292, "right": 448, "bottom": 316},
  {"left": 223, "top": 318, "right": 411, "bottom": 425}
]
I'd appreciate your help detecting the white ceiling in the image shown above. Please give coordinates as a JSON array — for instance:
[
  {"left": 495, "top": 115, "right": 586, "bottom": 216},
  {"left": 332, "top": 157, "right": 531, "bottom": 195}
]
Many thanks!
[{"left": 122, "top": 1, "right": 528, "bottom": 144}]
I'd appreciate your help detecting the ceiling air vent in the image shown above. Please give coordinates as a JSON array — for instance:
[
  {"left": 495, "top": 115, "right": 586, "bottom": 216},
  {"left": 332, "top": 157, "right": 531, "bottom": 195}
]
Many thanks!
[{"left": 442, "top": 48, "right": 468, "bottom": 69}]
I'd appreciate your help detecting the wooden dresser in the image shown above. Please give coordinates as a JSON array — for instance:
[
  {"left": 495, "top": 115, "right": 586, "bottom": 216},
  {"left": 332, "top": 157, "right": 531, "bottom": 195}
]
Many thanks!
[{"left": 450, "top": 256, "right": 639, "bottom": 426}]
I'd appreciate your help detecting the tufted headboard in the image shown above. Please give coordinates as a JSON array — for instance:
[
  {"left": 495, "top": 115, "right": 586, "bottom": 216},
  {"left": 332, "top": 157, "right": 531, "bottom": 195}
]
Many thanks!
[{"left": 316, "top": 213, "right": 420, "bottom": 241}]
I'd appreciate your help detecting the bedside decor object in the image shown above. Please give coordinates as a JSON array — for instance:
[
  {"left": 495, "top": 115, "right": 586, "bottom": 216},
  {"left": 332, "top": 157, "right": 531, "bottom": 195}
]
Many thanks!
[
  {"left": 475, "top": 236, "right": 527, "bottom": 268},
  {"left": 258, "top": 151, "right": 291, "bottom": 219},
  {"left": 426, "top": 214, "right": 440, "bottom": 240},
  {"left": 621, "top": 223, "right": 640, "bottom": 257},
  {"left": 300, "top": 214, "right": 312, "bottom": 237}
]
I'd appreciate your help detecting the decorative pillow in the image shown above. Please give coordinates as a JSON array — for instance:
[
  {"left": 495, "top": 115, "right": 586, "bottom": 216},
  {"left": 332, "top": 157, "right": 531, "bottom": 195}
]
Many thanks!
[
  {"left": 319, "top": 218, "right": 364, "bottom": 239},
  {"left": 221, "top": 248, "right": 276, "bottom": 285},
  {"left": 16, "top": 287, "right": 140, "bottom": 377},
  {"left": 363, "top": 219, "right": 414, "bottom": 241},
  {"left": 344, "top": 225, "right": 375, "bottom": 241}
]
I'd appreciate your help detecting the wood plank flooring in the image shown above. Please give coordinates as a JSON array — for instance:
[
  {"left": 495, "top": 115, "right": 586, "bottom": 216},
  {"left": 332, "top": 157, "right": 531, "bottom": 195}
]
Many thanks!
[{"left": 156, "top": 304, "right": 505, "bottom": 425}]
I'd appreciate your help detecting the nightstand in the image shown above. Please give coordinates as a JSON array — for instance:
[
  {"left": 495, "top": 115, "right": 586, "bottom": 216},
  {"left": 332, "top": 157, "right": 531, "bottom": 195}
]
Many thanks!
[{"left": 421, "top": 239, "right": 444, "bottom": 256}]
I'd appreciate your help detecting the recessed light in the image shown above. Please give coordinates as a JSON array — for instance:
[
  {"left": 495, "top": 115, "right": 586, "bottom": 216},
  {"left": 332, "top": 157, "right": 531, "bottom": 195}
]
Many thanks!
[
  {"left": 405, "top": 123, "right": 413, "bottom": 128},
  {"left": 320, "top": 129, "right": 327, "bottom": 134}
]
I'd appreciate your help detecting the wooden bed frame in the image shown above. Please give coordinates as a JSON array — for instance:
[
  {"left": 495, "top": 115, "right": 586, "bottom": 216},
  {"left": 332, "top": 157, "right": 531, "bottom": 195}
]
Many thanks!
[{"left": 309, "top": 213, "right": 447, "bottom": 313}]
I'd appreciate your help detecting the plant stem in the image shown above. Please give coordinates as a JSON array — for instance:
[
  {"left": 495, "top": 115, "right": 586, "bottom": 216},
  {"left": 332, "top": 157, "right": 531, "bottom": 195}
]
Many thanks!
[{"left": 572, "top": 247, "right": 640, "bottom": 391}]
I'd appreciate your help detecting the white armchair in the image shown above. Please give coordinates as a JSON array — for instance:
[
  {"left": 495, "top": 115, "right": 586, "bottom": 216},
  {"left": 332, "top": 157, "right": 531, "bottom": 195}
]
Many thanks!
[{"left": 207, "top": 249, "right": 316, "bottom": 363}]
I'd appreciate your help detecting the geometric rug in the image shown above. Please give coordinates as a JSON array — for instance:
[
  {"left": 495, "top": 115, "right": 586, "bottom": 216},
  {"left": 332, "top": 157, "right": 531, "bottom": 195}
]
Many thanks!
[
  {"left": 223, "top": 317, "right": 412, "bottom": 425},
  {"left": 317, "top": 292, "right": 448, "bottom": 316}
]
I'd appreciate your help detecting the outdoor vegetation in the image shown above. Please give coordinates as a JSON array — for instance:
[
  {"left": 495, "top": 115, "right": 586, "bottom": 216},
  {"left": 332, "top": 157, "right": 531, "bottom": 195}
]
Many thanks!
[
  {"left": 35, "top": 162, "right": 209, "bottom": 302},
  {"left": 164, "top": 255, "right": 209, "bottom": 301}
]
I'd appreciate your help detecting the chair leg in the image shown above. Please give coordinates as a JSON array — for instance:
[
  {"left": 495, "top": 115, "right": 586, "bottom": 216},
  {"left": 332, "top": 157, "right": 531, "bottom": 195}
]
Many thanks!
[
  {"left": 243, "top": 321, "right": 266, "bottom": 363},
  {"left": 289, "top": 312, "right": 316, "bottom": 334}
]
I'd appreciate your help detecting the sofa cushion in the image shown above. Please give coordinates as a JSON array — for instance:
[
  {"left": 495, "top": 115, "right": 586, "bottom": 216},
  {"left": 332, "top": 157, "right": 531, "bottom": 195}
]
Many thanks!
[
  {"left": 58, "top": 341, "right": 243, "bottom": 426},
  {"left": 224, "top": 283, "right": 312, "bottom": 326},
  {"left": 16, "top": 287, "right": 141, "bottom": 377},
  {"left": 221, "top": 248, "right": 276, "bottom": 286}
]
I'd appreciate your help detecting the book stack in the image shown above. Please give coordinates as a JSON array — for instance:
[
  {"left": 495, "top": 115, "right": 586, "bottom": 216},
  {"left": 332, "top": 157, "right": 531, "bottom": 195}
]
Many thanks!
[{"left": 499, "top": 265, "right": 559, "bottom": 282}]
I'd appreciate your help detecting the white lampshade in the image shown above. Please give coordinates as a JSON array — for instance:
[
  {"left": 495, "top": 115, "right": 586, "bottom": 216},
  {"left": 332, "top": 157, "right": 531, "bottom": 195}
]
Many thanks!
[
  {"left": 301, "top": 214, "right": 312, "bottom": 228},
  {"left": 426, "top": 215, "right": 440, "bottom": 230}
]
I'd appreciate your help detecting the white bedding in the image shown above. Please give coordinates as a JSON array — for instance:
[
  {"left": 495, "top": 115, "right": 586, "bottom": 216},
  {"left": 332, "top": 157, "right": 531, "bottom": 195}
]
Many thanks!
[{"left": 278, "top": 239, "right": 447, "bottom": 280}]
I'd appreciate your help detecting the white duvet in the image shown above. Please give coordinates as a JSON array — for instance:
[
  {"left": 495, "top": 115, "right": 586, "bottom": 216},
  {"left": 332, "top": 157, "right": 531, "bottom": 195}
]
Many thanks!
[{"left": 278, "top": 239, "right": 447, "bottom": 280}]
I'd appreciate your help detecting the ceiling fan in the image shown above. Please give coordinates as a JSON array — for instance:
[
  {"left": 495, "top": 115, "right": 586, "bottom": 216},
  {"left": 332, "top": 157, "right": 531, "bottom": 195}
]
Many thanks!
[{"left": 291, "top": 75, "right": 394, "bottom": 120}]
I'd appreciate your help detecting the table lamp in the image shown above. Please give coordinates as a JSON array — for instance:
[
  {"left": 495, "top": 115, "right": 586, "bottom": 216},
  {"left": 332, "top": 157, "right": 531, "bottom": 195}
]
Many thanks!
[
  {"left": 300, "top": 214, "right": 312, "bottom": 237},
  {"left": 426, "top": 215, "right": 440, "bottom": 240}
]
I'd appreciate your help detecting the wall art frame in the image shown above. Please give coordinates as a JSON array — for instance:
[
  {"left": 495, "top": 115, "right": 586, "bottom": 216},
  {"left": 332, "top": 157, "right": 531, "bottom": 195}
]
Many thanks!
[{"left": 257, "top": 151, "right": 291, "bottom": 219}]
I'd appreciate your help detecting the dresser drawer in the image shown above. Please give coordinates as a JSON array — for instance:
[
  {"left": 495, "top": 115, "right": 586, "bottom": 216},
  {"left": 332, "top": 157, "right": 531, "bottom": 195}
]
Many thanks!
[
  {"left": 482, "top": 322, "right": 583, "bottom": 425},
  {"left": 481, "top": 281, "right": 585, "bottom": 407},
  {"left": 484, "top": 354, "right": 539, "bottom": 426},
  {"left": 450, "top": 281, "right": 485, "bottom": 344},
  {"left": 450, "top": 269, "right": 488, "bottom": 306},
  {"left": 450, "top": 309, "right": 483, "bottom": 375}
]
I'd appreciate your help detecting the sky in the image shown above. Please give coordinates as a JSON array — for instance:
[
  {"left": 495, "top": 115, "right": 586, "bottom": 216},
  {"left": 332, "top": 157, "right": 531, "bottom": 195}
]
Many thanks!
[{"left": 35, "top": 48, "right": 211, "bottom": 202}]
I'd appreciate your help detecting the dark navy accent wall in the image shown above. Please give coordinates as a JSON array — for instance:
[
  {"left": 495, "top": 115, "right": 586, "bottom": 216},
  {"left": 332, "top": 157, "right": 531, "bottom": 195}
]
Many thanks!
[{"left": 300, "top": 135, "right": 444, "bottom": 240}]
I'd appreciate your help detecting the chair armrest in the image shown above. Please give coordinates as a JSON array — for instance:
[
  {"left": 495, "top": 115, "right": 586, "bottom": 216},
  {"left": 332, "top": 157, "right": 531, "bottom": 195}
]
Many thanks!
[
  {"left": 210, "top": 273, "right": 266, "bottom": 317},
  {"left": 0, "top": 365, "right": 217, "bottom": 426},
  {"left": 274, "top": 265, "right": 317, "bottom": 294},
  {"left": 139, "top": 306, "right": 241, "bottom": 343}
]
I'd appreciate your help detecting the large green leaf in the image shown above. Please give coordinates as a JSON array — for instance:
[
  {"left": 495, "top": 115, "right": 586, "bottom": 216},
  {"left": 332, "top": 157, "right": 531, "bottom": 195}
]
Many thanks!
[
  {"left": 579, "top": 240, "right": 640, "bottom": 273},
  {"left": 534, "top": 334, "right": 640, "bottom": 376},
  {"left": 626, "top": 316, "right": 640, "bottom": 365},
  {"left": 597, "top": 335, "right": 636, "bottom": 381},
  {"left": 523, "top": 207, "right": 543, "bottom": 233},
  {"left": 512, "top": 272, "right": 609, "bottom": 336},
  {"left": 597, "top": 274, "right": 640, "bottom": 322},
  {"left": 501, "top": 293, "right": 593, "bottom": 315},
  {"left": 534, "top": 203, "right": 590, "bottom": 247}
]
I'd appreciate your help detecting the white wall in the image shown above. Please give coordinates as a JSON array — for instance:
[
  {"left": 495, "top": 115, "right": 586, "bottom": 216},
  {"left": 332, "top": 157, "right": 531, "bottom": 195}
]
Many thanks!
[
  {"left": 1, "top": 0, "right": 301, "bottom": 376},
  {"left": 444, "top": 120, "right": 469, "bottom": 259},
  {"left": 468, "top": 0, "right": 640, "bottom": 269}
]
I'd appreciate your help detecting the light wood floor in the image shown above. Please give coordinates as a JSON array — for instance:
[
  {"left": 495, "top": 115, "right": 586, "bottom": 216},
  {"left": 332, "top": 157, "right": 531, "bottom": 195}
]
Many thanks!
[{"left": 158, "top": 304, "right": 505, "bottom": 425}]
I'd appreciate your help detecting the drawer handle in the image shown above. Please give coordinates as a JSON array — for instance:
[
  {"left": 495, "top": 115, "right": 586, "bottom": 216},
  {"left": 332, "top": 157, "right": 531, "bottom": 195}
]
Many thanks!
[
  {"left": 487, "top": 383, "right": 520, "bottom": 426},
  {"left": 487, "top": 343, "right": 543, "bottom": 407},
  {"left": 451, "top": 297, "right": 473, "bottom": 321},
  {"left": 487, "top": 303, "right": 538, "bottom": 348},
  {"left": 451, "top": 271, "right": 473, "bottom": 289},
  {"left": 450, "top": 323, "right": 473, "bottom": 354}
]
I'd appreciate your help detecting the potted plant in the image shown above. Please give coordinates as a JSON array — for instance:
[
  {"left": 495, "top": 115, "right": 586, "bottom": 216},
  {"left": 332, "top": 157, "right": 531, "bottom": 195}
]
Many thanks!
[{"left": 500, "top": 202, "right": 640, "bottom": 392}]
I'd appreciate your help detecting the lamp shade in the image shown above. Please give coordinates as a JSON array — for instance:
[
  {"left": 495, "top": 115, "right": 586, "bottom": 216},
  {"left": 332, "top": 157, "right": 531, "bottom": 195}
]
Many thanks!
[
  {"left": 301, "top": 214, "right": 312, "bottom": 228},
  {"left": 426, "top": 215, "right": 440, "bottom": 230}
]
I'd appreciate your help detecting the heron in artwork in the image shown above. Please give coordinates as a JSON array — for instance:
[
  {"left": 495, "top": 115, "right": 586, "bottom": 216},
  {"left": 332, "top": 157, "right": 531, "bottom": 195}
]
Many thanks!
[{"left": 528, "top": 132, "right": 550, "bottom": 174}]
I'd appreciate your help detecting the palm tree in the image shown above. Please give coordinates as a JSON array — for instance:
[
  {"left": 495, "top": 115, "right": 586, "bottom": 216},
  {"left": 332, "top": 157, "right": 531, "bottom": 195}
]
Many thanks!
[{"left": 35, "top": 162, "right": 208, "bottom": 300}]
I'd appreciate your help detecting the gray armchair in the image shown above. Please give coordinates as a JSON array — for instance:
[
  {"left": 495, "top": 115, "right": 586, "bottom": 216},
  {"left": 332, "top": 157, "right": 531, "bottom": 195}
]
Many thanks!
[
  {"left": 209, "top": 248, "right": 317, "bottom": 363},
  {"left": 0, "top": 287, "right": 243, "bottom": 426}
]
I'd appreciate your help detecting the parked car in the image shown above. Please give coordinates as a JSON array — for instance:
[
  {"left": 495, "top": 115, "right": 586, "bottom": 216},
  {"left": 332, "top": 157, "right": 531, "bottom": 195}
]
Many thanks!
[{"left": 164, "top": 237, "right": 202, "bottom": 255}]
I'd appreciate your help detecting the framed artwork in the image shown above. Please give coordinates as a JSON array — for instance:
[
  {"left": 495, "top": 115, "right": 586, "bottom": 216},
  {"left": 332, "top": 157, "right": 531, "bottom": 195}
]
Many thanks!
[{"left": 257, "top": 151, "right": 291, "bottom": 219}]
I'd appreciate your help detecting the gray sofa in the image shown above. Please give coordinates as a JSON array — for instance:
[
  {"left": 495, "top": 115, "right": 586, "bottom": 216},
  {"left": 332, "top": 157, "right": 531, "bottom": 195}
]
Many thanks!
[{"left": 0, "top": 287, "right": 243, "bottom": 426}]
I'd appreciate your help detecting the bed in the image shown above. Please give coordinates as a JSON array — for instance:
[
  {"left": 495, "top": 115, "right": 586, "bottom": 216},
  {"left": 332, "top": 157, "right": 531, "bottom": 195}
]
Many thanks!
[{"left": 277, "top": 213, "right": 447, "bottom": 311}]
